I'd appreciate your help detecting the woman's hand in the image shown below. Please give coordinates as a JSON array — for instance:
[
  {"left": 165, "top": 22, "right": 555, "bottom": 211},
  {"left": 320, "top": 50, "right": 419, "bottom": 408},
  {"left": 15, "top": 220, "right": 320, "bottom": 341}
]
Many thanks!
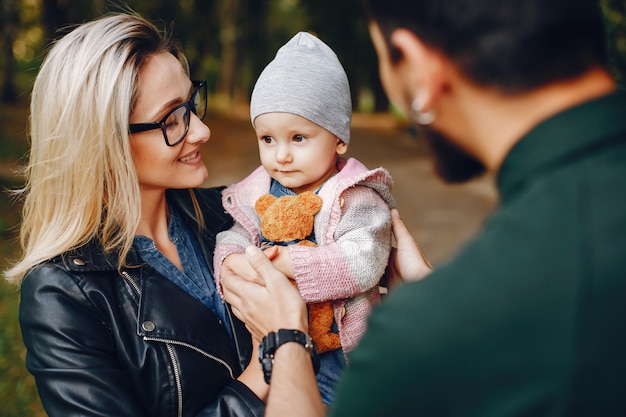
[
  {"left": 221, "top": 246, "right": 308, "bottom": 342},
  {"left": 385, "top": 209, "right": 433, "bottom": 289}
]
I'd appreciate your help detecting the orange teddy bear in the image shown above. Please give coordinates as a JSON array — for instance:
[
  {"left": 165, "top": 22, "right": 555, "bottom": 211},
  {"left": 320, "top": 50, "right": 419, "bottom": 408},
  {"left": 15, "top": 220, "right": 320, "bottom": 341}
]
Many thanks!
[{"left": 255, "top": 191, "right": 341, "bottom": 354}]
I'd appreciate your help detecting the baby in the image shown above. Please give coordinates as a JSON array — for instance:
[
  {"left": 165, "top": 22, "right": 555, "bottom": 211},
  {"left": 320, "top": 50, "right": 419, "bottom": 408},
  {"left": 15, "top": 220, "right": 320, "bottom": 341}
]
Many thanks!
[{"left": 214, "top": 32, "right": 395, "bottom": 405}]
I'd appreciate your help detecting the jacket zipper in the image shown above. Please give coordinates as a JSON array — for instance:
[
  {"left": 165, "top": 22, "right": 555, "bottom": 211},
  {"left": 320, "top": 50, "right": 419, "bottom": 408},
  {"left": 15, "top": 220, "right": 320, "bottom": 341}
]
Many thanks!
[
  {"left": 120, "top": 270, "right": 236, "bottom": 417},
  {"left": 165, "top": 344, "right": 183, "bottom": 417},
  {"left": 121, "top": 270, "right": 140, "bottom": 294},
  {"left": 143, "top": 336, "right": 235, "bottom": 379},
  {"left": 121, "top": 271, "right": 185, "bottom": 417},
  {"left": 224, "top": 302, "right": 244, "bottom": 367}
]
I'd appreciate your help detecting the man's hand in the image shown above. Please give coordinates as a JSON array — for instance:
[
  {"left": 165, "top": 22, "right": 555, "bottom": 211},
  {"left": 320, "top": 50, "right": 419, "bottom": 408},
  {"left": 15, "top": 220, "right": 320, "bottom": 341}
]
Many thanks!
[
  {"left": 385, "top": 209, "right": 433, "bottom": 289},
  {"left": 222, "top": 253, "right": 264, "bottom": 286},
  {"left": 221, "top": 246, "right": 308, "bottom": 341}
]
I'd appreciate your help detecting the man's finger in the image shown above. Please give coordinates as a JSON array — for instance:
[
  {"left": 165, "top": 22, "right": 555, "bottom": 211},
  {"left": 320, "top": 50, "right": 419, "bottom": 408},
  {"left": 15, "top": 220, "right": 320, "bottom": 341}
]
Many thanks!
[
  {"left": 245, "top": 245, "right": 278, "bottom": 278},
  {"left": 391, "top": 208, "right": 412, "bottom": 243},
  {"left": 388, "top": 209, "right": 434, "bottom": 284},
  {"left": 221, "top": 267, "right": 259, "bottom": 307},
  {"left": 246, "top": 246, "right": 297, "bottom": 294},
  {"left": 245, "top": 245, "right": 309, "bottom": 331}
]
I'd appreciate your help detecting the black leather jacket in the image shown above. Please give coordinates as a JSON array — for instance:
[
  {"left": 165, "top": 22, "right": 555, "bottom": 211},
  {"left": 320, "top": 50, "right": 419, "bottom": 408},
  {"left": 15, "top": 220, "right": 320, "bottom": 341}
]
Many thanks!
[{"left": 19, "top": 187, "right": 265, "bottom": 417}]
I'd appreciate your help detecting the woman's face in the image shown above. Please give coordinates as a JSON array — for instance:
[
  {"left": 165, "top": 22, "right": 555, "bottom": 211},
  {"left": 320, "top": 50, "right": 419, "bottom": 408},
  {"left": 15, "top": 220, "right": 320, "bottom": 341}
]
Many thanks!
[{"left": 130, "top": 52, "right": 210, "bottom": 193}]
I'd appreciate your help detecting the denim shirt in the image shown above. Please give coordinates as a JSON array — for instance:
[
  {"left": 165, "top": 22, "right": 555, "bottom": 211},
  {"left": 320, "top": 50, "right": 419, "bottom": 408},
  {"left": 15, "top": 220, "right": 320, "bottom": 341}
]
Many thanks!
[{"left": 133, "top": 206, "right": 233, "bottom": 343}]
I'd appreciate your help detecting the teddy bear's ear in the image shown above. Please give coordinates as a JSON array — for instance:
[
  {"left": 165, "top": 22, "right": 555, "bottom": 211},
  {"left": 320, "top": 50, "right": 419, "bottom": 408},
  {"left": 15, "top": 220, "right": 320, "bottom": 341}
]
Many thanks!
[
  {"left": 255, "top": 194, "right": 277, "bottom": 216},
  {"left": 299, "top": 191, "right": 323, "bottom": 215}
]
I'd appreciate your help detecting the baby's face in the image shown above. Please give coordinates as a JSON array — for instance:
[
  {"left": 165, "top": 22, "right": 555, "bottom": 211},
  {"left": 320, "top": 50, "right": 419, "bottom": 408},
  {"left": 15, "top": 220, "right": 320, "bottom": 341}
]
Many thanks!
[{"left": 254, "top": 112, "right": 348, "bottom": 194}]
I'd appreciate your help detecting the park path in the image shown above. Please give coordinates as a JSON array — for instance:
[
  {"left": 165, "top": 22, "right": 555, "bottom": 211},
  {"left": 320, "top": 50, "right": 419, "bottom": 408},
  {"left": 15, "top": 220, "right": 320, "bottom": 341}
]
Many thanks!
[{"left": 203, "top": 110, "right": 497, "bottom": 266}]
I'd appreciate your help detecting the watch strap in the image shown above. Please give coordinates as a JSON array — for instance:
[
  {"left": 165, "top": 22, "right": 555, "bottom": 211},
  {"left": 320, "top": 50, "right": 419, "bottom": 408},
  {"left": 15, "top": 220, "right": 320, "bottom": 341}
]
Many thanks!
[{"left": 259, "top": 329, "right": 320, "bottom": 384}]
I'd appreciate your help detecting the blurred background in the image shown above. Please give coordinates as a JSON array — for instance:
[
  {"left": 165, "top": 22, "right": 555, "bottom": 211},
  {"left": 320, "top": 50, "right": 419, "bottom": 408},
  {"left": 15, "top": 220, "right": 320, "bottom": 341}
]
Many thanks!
[{"left": 1, "top": 0, "right": 625, "bottom": 415}]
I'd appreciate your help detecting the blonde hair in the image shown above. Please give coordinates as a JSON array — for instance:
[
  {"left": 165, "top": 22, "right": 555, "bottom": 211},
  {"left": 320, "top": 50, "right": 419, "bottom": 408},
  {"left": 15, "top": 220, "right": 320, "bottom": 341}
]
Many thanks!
[{"left": 4, "top": 13, "right": 189, "bottom": 284}]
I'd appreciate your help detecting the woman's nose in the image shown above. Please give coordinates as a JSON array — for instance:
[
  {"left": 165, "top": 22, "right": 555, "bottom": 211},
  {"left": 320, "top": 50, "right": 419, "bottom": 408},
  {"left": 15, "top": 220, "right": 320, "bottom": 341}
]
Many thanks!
[{"left": 186, "top": 112, "right": 211, "bottom": 144}]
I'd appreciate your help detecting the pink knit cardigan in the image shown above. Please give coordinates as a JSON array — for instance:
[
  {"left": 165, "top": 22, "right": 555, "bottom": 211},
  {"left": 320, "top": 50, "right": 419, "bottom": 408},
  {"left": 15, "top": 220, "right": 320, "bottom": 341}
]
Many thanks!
[{"left": 214, "top": 157, "right": 395, "bottom": 352}]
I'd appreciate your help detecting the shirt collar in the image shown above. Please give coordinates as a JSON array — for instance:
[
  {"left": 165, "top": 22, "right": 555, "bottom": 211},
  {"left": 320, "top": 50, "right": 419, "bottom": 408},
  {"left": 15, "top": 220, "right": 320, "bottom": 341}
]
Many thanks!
[{"left": 497, "top": 89, "right": 626, "bottom": 204}]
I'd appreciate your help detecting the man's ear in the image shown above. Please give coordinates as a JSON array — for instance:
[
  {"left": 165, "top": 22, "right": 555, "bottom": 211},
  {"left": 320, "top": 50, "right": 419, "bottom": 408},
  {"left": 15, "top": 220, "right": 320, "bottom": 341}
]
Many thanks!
[{"left": 390, "top": 28, "right": 448, "bottom": 111}]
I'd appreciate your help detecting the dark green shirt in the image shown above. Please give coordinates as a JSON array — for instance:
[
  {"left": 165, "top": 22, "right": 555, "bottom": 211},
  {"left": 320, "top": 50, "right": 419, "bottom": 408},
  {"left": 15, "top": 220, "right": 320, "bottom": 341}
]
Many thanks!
[{"left": 329, "top": 91, "right": 626, "bottom": 416}]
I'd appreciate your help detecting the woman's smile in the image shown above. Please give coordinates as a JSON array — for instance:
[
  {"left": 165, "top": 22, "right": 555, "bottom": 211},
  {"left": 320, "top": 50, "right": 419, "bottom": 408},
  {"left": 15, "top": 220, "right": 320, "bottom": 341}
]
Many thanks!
[{"left": 178, "top": 150, "right": 201, "bottom": 163}]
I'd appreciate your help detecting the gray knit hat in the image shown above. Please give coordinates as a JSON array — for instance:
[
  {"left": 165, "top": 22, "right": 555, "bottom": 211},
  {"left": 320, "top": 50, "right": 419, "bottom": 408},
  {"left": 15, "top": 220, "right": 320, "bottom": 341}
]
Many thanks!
[{"left": 250, "top": 32, "right": 352, "bottom": 144}]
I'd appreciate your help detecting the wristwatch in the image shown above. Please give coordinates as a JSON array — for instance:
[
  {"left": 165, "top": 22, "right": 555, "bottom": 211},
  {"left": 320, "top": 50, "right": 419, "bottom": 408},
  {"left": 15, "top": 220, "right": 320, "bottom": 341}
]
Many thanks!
[{"left": 259, "top": 329, "right": 320, "bottom": 384}]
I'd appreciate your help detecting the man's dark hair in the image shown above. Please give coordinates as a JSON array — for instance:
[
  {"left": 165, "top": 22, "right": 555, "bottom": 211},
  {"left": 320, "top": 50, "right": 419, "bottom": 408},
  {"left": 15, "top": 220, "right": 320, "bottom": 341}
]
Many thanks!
[{"left": 364, "top": 0, "right": 609, "bottom": 93}]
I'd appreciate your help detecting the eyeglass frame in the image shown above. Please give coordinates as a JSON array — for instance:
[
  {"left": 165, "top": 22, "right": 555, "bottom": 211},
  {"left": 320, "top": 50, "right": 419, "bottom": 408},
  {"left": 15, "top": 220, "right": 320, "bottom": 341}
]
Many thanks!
[{"left": 128, "top": 80, "right": 207, "bottom": 147}]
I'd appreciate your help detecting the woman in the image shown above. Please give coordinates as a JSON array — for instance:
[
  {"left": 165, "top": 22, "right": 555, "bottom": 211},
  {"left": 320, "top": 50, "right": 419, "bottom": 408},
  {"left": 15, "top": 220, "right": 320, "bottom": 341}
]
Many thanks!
[{"left": 4, "top": 13, "right": 266, "bottom": 417}]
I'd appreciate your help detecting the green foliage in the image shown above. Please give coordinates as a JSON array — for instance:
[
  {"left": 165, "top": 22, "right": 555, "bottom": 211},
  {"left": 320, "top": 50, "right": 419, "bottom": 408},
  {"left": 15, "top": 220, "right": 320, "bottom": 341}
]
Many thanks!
[
  {"left": 601, "top": 0, "right": 626, "bottom": 86},
  {"left": 0, "top": 176, "right": 45, "bottom": 416},
  {"left": 0, "top": 103, "right": 29, "bottom": 163},
  {"left": 0, "top": 280, "right": 46, "bottom": 417},
  {"left": 0, "top": 90, "right": 39, "bottom": 413}
]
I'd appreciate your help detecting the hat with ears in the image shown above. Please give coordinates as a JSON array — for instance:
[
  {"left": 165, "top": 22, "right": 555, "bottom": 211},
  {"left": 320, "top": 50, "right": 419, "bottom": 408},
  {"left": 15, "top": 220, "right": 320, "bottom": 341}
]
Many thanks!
[{"left": 250, "top": 32, "right": 352, "bottom": 144}]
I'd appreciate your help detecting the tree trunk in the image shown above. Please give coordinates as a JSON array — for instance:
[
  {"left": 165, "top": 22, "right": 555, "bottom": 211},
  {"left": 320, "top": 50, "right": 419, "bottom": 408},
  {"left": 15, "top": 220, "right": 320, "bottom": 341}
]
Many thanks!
[
  {"left": 216, "top": 0, "right": 240, "bottom": 103},
  {"left": 1, "top": 0, "right": 18, "bottom": 103}
]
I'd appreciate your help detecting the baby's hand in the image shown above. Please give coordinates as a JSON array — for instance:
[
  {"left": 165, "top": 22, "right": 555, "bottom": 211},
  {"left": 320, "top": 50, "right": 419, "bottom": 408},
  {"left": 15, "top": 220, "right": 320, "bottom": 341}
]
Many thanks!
[
  {"left": 263, "top": 245, "right": 294, "bottom": 279},
  {"left": 262, "top": 245, "right": 279, "bottom": 260}
]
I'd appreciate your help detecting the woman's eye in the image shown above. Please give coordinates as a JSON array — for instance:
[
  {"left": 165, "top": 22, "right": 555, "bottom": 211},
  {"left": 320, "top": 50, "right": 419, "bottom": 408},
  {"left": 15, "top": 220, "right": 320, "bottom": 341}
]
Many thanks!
[{"left": 164, "top": 118, "right": 181, "bottom": 131}]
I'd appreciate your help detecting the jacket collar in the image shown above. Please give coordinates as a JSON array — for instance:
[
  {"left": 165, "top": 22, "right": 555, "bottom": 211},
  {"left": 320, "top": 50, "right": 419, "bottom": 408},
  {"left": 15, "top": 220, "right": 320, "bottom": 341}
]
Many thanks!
[
  {"left": 56, "top": 187, "right": 248, "bottom": 372},
  {"left": 497, "top": 90, "right": 626, "bottom": 204},
  {"left": 59, "top": 239, "right": 124, "bottom": 272},
  {"left": 59, "top": 188, "right": 232, "bottom": 272}
]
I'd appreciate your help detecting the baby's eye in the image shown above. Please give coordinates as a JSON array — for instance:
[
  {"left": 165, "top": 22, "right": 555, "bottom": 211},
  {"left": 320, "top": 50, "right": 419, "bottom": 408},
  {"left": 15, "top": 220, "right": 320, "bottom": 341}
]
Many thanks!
[
  {"left": 293, "top": 134, "right": 306, "bottom": 143},
  {"left": 261, "top": 136, "right": 275, "bottom": 144}
]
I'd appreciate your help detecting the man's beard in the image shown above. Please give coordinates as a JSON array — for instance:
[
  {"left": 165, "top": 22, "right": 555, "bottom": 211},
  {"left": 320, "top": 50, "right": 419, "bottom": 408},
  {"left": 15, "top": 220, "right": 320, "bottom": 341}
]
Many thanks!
[{"left": 419, "top": 125, "right": 486, "bottom": 184}]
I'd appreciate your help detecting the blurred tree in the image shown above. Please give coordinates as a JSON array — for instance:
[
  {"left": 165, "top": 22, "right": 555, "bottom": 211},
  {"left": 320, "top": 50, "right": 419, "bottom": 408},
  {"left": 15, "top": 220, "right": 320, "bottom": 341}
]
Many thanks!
[
  {"left": 216, "top": 0, "right": 240, "bottom": 103},
  {"left": 2, "top": 0, "right": 626, "bottom": 110},
  {"left": 301, "top": 0, "right": 386, "bottom": 111},
  {"left": 238, "top": 0, "right": 270, "bottom": 101},
  {"left": 1, "top": 0, "right": 18, "bottom": 102},
  {"left": 175, "top": 0, "right": 217, "bottom": 82},
  {"left": 41, "top": 0, "right": 94, "bottom": 43},
  {"left": 120, "top": 0, "right": 213, "bottom": 78},
  {"left": 601, "top": 0, "right": 626, "bottom": 87}
]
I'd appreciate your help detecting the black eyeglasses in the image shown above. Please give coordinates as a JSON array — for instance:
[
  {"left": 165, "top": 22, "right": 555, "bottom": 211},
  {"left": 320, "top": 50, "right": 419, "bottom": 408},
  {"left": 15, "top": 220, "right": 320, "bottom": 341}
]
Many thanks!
[{"left": 129, "top": 80, "right": 207, "bottom": 147}]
